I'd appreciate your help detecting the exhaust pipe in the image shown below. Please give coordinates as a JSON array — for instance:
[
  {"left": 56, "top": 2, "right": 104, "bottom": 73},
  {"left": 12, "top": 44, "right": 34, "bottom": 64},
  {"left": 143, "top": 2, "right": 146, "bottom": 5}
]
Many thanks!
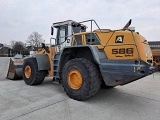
[{"left": 123, "top": 19, "right": 132, "bottom": 29}]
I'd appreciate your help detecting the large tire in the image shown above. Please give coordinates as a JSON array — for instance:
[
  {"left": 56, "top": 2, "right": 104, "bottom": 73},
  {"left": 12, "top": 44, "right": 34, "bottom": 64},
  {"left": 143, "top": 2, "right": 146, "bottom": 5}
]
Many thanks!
[
  {"left": 22, "top": 58, "right": 46, "bottom": 85},
  {"left": 62, "top": 58, "right": 101, "bottom": 101}
]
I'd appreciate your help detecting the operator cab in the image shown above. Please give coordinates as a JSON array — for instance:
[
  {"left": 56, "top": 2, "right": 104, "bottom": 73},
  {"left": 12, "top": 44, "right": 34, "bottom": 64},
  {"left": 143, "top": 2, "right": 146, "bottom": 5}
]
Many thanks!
[{"left": 51, "top": 20, "right": 86, "bottom": 52}]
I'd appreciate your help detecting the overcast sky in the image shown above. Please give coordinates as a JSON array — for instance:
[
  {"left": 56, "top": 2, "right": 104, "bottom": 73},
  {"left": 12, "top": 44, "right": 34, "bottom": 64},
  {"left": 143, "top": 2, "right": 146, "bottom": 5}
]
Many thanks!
[{"left": 0, "top": 0, "right": 160, "bottom": 45}]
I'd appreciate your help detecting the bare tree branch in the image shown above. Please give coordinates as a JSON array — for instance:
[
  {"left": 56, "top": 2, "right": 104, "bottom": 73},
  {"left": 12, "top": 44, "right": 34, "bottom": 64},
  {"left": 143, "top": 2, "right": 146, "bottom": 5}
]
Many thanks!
[{"left": 27, "top": 32, "right": 44, "bottom": 50}]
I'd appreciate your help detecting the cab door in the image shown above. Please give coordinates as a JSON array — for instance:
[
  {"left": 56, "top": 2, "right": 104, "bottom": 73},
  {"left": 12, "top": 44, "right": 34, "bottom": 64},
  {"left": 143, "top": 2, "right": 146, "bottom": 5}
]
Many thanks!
[{"left": 56, "top": 25, "right": 72, "bottom": 52}]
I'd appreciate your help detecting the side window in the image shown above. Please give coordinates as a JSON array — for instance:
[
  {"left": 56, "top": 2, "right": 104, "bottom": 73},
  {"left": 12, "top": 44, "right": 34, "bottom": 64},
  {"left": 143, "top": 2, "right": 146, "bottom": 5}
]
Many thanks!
[
  {"left": 73, "top": 35, "right": 82, "bottom": 45},
  {"left": 56, "top": 25, "right": 69, "bottom": 52},
  {"left": 59, "top": 28, "right": 65, "bottom": 44},
  {"left": 56, "top": 26, "right": 68, "bottom": 45}
]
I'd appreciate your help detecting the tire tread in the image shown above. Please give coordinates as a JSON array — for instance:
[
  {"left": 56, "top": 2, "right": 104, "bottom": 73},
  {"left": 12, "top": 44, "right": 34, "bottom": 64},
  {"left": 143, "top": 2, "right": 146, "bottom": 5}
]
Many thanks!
[
  {"left": 62, "top": 58, "right": 102, "bottom": 101},
  {"left": 23, "top": 58, "right": 45, "bottom": 85}
]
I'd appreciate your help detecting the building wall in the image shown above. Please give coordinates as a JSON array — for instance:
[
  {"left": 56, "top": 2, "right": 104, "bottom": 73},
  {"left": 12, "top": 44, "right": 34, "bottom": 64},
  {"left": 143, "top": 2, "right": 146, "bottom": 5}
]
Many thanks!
[
  {"left": 148, "top": 41, "right": 160, "bottom": 50},
  {"left": 0, "top": 47, "right": 10, "bottom": 57}
]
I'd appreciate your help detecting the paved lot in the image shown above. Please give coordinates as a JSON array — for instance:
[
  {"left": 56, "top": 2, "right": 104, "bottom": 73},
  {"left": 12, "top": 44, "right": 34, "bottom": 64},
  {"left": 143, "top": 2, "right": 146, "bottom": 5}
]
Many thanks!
[{"left": 0, "top": 57, "right": 160, "bottom": 120}]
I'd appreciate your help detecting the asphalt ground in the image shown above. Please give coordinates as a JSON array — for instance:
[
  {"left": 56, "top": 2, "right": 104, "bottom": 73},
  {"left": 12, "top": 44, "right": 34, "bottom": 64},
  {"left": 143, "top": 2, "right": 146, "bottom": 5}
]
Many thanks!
[{"left": 0, "top": 57, "right": 160, "bottom": 120}]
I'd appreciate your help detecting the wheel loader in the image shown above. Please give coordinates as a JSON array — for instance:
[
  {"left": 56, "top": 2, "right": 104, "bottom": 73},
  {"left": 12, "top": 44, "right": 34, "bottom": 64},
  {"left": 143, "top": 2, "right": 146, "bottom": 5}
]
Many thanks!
[{"left": 7, "top": 19, "right": 157, "bottom": 101}]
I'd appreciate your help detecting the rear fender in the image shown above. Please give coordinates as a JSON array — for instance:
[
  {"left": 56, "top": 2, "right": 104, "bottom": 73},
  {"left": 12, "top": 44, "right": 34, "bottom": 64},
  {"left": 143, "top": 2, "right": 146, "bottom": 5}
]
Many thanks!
[
  {"left": 60, "top": 45, "right": 103, "bottom": 64},
  {"left": 58, "top": 45, "right": 107, "bottom": 79}
]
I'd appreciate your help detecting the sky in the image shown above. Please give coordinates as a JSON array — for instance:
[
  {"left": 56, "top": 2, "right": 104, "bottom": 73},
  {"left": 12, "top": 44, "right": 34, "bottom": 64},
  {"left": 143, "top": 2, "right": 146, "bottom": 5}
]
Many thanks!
[{"left": 0, "top": 0, "right": 160, "bottom": 45}]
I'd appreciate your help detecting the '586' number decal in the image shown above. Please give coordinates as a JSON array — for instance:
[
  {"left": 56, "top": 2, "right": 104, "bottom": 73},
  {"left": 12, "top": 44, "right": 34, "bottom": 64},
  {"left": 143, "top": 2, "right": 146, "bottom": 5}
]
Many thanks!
[{"left": 112, "top": 48, "right": 133, "bottom": 54}]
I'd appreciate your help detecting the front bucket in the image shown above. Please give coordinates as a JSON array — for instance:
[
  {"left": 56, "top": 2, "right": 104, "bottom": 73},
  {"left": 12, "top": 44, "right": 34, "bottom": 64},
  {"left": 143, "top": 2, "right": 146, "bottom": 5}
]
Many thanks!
[{"left": 7, "top": 58, "right": 24, "bottom": 80}]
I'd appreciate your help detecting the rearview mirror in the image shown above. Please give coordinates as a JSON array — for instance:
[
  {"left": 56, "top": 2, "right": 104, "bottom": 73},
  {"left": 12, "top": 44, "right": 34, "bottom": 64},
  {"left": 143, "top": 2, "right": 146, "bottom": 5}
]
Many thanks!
[
  {"left": 50, "top": 37, "right": 56, "bottom": 46},
  {"left": 51, "top": 26, "right": 54, "bottom": 35}
]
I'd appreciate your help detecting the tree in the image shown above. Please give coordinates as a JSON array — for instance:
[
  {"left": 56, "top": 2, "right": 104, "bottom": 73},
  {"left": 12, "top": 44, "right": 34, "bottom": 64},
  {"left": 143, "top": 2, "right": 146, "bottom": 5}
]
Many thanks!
[
  {"left": 26, "top": 32, "right": 44, "bottom": 50},
  {"left": 11, "top": 41, "right": 26, "bottom": 51}
]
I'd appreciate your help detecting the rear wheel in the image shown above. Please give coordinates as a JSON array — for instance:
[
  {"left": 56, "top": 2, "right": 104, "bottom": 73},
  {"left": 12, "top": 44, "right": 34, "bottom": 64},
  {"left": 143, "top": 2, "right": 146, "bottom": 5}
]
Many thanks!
[
  {"left": 22, "top": 58, "right": 46, "bottom": 85},
  {"left": 62, "top": 58, "right": 101, "bottom": 101}
]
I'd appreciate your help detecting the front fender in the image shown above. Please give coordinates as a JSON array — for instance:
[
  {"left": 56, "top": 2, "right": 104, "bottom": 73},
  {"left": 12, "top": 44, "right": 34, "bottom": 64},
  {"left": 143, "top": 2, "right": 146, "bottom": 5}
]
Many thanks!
[{"left": 34, "top": 54, "right": 50, "bottom": 70}]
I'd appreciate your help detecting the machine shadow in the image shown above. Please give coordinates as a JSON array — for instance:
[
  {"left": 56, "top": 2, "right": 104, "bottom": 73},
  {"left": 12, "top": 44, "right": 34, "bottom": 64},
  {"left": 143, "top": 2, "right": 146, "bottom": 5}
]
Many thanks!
[{"left": 85, "top": 87, "right": 144, "bottom": 107}]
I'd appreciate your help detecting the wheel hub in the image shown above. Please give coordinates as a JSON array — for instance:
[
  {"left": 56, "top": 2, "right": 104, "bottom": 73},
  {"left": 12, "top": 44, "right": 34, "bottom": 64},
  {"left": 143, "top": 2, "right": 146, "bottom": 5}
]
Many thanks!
[
  {"left": 68, "top": 69, "right": 82, "bottom": 90},
  {"left": 25, "top": 65, "right": 31, "bottom": 78}
]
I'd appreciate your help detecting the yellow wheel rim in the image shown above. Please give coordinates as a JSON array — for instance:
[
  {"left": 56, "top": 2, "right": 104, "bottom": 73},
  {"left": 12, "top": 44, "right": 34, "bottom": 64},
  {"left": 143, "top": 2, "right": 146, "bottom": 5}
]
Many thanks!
[
  {"left": 25, "top": 65, "right": 31, "bottom": 78},
  {"left": 68, "top": 69, "right": 82, "bottom": 90}
]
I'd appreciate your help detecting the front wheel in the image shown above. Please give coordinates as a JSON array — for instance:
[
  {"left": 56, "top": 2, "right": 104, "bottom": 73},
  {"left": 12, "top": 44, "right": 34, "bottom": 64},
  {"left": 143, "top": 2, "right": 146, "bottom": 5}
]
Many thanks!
[
  {"left": 62, "top": 58, "right": 101, "bottom": 101},
  {"left": 22, "top": 58, "right": 46, "bottom": 85}
]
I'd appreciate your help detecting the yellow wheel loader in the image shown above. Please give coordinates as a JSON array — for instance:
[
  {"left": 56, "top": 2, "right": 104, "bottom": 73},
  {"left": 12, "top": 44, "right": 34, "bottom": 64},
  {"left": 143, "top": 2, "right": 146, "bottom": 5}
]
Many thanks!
[{"left": 9, "top": 19, "right": 157, "bottom": 101}]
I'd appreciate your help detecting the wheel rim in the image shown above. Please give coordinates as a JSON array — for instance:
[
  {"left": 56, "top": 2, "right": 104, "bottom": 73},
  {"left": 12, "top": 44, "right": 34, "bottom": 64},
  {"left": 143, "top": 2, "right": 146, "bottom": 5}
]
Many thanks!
[
  {"left": 68, "top": 69, "right": 82, "bottom": 90},
  {"left": 25, "top": 65, "right": 31, "bottom": 78}
]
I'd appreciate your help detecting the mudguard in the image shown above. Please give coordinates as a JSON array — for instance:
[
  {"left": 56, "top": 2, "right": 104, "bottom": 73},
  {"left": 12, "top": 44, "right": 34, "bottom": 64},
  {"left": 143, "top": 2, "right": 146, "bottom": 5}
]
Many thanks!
[{"left": 34, "top": 54, "right": 50, "bottom": 70}]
